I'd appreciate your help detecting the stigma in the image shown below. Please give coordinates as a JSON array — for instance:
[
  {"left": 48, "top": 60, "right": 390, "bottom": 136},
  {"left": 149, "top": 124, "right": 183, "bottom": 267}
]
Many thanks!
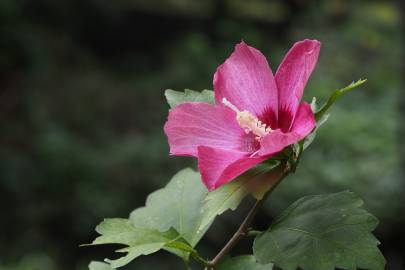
[{"left": 222, "top": 98, "right": 272, "bottom": 140}]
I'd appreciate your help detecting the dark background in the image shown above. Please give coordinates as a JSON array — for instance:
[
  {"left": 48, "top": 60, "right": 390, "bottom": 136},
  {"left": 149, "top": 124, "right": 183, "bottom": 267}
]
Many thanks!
[{"left": 1, "top": 0, "right": 404, "bottom": 269}]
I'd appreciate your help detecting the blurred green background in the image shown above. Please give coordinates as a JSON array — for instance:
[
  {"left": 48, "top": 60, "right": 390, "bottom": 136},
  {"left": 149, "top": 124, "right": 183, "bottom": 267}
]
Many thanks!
[{"left": 0, "top": 0, "right": 404, "bottom": 269}]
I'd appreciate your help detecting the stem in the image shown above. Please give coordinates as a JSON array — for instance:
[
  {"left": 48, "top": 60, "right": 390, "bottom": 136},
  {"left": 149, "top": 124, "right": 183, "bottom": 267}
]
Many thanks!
[
  {"left": 204, "top": 165, "right": 290, "bottom": 269},
  {"left": 183, "top": 259, "right": 192, "bottom": 270},
  {"left": 190, "top": 250, "right": 210, "bottom": 267},
  {"left": 205, "top": 199, "right": 263, "bottom": 269}
]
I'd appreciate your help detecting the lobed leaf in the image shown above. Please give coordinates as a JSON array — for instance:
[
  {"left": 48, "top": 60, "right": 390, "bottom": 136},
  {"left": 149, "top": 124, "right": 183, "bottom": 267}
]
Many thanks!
[
  {"left": 130, "top": 165, "right": 283, "bottom": 249},
  {"left": 87, "top": 165, "right": 285, "bottom": 268},
  {"left": 84, "top": 219, "right": 190, "bottom": 268},
  {"left": 130, "top": 168, "right": 208, "bottom": 247},
  {"left": 253, "top": 191, "right": 385, "bottom": 270},
  {"left": 165, "top": 89, "right": 215, "bottom": 108}
]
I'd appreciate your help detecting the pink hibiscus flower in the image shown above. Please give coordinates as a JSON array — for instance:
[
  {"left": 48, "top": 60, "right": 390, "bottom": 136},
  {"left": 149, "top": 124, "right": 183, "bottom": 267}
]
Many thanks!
[{"left": 164, "top": 39, "right": 320, "bottom": 191}]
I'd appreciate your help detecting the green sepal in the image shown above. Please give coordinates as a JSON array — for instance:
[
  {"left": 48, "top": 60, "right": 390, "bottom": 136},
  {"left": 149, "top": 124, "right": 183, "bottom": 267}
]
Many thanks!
[
  {"left": 315, "top": 79, "right": 366, "bottom": 121},
  {"left": 301, "top": 79, "right": 366, "bottom": 151}
]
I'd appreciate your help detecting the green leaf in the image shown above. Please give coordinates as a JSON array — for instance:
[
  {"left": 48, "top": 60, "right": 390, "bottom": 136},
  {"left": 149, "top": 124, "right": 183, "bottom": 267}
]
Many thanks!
[
  {"left": 89, "top": 261, "right": 115, "bottom": 270},
  {"left": 85, "top": 218, "right": 187, "bottom": 268},
  {"left": 130, "top": 168, "right": 208, "bottom": 247},
  {"left": 315, "top": 79, "right": 366, "bottom": 121},
  {"left": 87, "top": 165, "right": 285, "bottom": 268},
  {"left": 216, "top": 255, "right": 273, "bottom": 270},
  {"left": 131, "top": 164, "right": 284, "bottom": 252},
  {"left": 165, "top": 89, "right": 215, "bottom": 108},
  {"left": 253, "top": 191, "right": 385, "bottom": 270},
  {"left": 199, "top": 163, "right": 284, "bottom": 232}
]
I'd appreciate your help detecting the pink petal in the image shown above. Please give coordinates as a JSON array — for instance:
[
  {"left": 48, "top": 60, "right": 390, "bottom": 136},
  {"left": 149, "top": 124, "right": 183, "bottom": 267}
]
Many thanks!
[
  {"left": 258, "top": 130, "right": 301, "bottom": 157},
  {"left": 198, "top": 146, "right": 267, "bottom": 191},
  {"left": 214, "top": 41, "right": 278, "bottom": 126},
  {"left": 276, "top": 39, "right": 320, "bottom": 132},
  {"left": 258, "top": 102, "right": 316, "bottom": 156},
  {"left": 164, "top": 102, "right": 246, "bottom": 157},
  {"left": 290, "top": 102, "right": 316, "bottom": 136}
]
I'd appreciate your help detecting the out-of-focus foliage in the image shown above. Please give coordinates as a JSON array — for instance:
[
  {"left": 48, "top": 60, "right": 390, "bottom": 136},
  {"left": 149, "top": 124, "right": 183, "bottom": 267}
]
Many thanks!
[{"left": 0, "top": 0, "right": 403, "bottom": 269}]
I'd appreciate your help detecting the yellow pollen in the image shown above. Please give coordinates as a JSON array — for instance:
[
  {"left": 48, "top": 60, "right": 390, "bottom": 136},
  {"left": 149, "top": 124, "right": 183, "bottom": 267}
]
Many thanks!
[{"left": 222, "top": 98, "right": 272, "bottom": 140}]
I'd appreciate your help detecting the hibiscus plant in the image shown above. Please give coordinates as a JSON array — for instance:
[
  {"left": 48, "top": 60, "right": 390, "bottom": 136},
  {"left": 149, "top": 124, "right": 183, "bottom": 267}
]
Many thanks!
[{"left": 85, "top": 40, "right": 385, "bottom": 270}]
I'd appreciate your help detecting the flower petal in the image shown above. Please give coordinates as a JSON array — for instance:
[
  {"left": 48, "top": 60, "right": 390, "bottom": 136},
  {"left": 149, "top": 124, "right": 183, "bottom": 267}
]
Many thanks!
[
  {"left": 214, "top": 41, "right": 278, "bottom": 125},
  {"left": 258, "top": 130, "right": 301, "bottom": 157},
  {"left": 276, "top": 39, "right": 320, "bottom": 132},
  {"left": 198, "top": 146, "right": 266, "bottom": 191},
  {"left": 164, "top": 102, "right": 246, "bottom": 157},
  {"left": 258, "top": 102, "right": 316, "bottom": 156},
  {"left": 290, "top": 102, "right": 316, "bottom": 136}
]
